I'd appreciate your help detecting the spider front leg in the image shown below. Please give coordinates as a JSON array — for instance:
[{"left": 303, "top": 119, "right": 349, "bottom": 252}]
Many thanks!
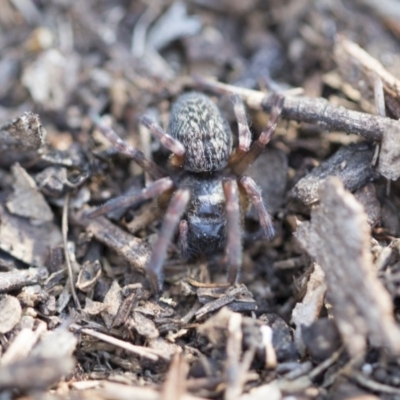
[
  {"left": 223, "top": 179, "right": 242, "bottom": 285},
  {"left": 140, "top": 115, "right": 186, "bottom": 168},
  {"left": 231, "top": 94, "right": 252, "bottom": 152},
  {"left": 146, "top": 189, "right": 190, "bottom": 293},
  {"left": 87, "top": 177, "right": 174, "bottom": 219},
  {"left": 239, "top": 176, "right": 275, "bottom": 240},
  {"left": 230, "top": 94, "right": 284, "bottom": 176},
  {"left": 91, "top": 113, "right": 165, "bottom": 180}
]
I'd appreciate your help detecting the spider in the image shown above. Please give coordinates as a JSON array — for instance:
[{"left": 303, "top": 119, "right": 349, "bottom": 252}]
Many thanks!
[{"left": 89, "top": 91, "right": 284, "bottom": 293}]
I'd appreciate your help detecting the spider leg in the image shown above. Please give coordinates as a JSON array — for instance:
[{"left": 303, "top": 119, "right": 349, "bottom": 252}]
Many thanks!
[
  {"left": 178, "top": 219, "right": 189, "bottom": 259},
  {"left": 230, "top": 94, "right": 284, "bottom": 176},
  {"left": 91, "top": 113, "right": 165, "bottom": 180},
  {"left": 223, "top": 179, "right": 242, "bottom": 285},
  {"left": 239, "top": 176, "right": 275, "bottom": 240},
  {"left": 231, "top": 94, "right": 251, "bottom": 152},
  {"left": 86, "top": 177, "right": 174, "bottom": 219},
  {"left": 146, "top": 189, "right": 190, "bottom": 293},
  {"left": 140, "top": 115, "right": 186, "bottom": 167}
]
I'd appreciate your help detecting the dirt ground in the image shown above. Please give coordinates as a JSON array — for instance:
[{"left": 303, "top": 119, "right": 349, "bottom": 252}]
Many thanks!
[{"left": 2, "top": 1, "right": 400, "bottom": 399}]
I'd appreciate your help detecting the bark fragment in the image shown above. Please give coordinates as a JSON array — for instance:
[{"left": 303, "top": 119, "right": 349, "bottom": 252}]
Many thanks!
[{"left": 295, "top": 177, "right": 400, "bottom": 356}]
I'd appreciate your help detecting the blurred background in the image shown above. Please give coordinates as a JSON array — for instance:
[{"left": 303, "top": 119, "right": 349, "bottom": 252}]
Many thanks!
[{"left": 1, "top": 0, "right": 400, "bottom": 122}]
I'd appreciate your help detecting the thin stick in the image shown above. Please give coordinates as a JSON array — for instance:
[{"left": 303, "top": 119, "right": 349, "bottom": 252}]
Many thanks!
[
  {"left": 196, "top": 77, "right": 398, "bottom": 142},
  {"left": 70, "top": 324, "right": 169, "bottom": 361},
  {"left": 62, "top": 193, "right": 81, "bottom": 309}
]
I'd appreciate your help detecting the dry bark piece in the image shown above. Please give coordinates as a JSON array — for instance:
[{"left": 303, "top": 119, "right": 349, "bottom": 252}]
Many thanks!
[
  {"left": 148, "top": 337, "right": 181, "bottom": 360},
  {"left": 112, "top": 284, "right": 144, "bottom": 327},
  {"left": 291, "top": 263, "right": 327, "bottom": 356},
  {"left": 334, "top": 36, "right": 400, "bottom": 118},
  {"left": 0, "top": 267, "right": 48, "bottom": 294},
  {"left": 83, "top": 298, "right": 107, "bottom": 315},
  {"left": 131, "top": 311, "right": 159, "bottom": 339},
  {"left": 0, "top": 112, "right": 46, "bottom": 167},
  {"left": 195, "top": 285, "right": 257, "bottom": 320},
  {"left": 290, "top": 142, "right": 376, "bottom": 205},
  {"left": 101, "top": 280, "right": 123, "bottom": 329},
  {"left": 377, "top": 120, "right": 400, "bottom": 180},
  {"left": 0, "top": 201, "right": 62, "bottom": 266},
  {"left": 353, "top": 183, "right": 381, "bottom": 227},
  {"left": 295, "top": 177, "right": 400, "bottom": 356},
  {"left": 6, "top": 163, "right": 54, "bottom": 223},
  {"left": 0, "top": 295, "right": 22, "bottom": 333}
]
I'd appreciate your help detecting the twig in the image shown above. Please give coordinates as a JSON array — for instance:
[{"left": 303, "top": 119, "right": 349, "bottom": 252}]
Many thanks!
[
  {"left": 70, "top": 208, "right": 151, "bottom": 272},
  {"left": 0, "top": 267, "right": 48, "bottom": 294},
  {"left": 70, "top": 324, "right": 170, "bottom": 362},
  {"left": 62, "top": 192, "right": 81, "bottom": 309},
  {"left": 196, "top": 77, "right": 400, "bottom": 142},
  {"left": 345, "top": 370, "right": 400, "bottom": 396},
  {"left": 308, "top": 347, "right": 344, "bottom": 380}
]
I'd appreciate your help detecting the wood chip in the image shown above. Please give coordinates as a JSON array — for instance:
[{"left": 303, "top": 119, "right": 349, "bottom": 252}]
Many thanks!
[
  {"left": 0, "top": 201, "right": 61, "bottom": 266},
  {"left": 0, "top": 112, "right": 46, "bottom": 166},
  {"left": 353, "top": 183, "right": 381, "bottom": 227},
  {"left": 376, "top": 120, "right": 400, "bottom": 180},
  {"left": 295, "top": 177, "right": 400, "bottom": 356},
  {"left": 290, "top": 142, "right": 376, "bottom": 205},
  {"left": 0, "top": 295, "right": 22, "bottom": 333},
  {"left": 0, "top": 267, "right": 48, "bottom": 294},
  {"left": 291, "top": 263, "right": 327, "bottom": 356},
  {"left": 101, "top": 280, "right": 122, "bottom": 329},
  {"left": 6, "top": 163, "right": 54, "bottom": 223},
  {"left": 131, "top": 311, "right": 159, "bottom": 339}
]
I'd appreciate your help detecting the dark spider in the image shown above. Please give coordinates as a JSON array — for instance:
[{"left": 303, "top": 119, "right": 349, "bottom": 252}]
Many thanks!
[{"left": 89, "top": 91, "right": 284, "bottom": 293}]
